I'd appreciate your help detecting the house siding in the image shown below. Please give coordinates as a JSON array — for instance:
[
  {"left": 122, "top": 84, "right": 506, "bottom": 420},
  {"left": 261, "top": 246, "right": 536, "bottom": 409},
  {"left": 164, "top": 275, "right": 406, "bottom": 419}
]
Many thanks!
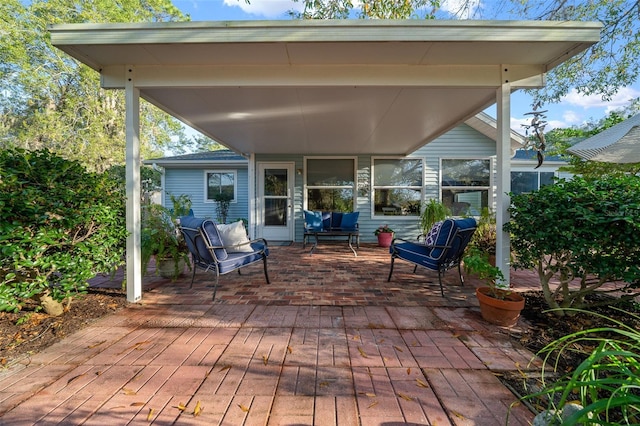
[
  {"left": 254, "top": 124, "right": 497, "bottom": 242},
  {"left": 162, "top": 167, "right": 249, "bottom": 222},
  {"left": 158, "top": 122, "right": 518, "bottom": 243}
]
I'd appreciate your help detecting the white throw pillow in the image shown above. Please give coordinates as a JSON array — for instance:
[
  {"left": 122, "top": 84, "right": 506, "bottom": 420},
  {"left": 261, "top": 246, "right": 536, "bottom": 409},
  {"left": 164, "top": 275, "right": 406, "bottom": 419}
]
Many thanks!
[{"left": 217, "top": 220, "right": 253, "bottom": 253}]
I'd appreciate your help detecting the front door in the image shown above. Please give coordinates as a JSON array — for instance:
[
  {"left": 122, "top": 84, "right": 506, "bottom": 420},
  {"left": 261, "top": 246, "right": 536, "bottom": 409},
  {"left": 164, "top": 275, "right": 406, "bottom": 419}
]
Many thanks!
[{"left": 257, "top": 163, "right": 294, "bottom": 241}]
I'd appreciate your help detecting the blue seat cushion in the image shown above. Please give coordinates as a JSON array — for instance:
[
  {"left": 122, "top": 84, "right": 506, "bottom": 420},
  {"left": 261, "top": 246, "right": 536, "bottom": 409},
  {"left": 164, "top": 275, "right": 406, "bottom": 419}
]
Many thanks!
[
  {"left": 217, "top": 242, "right": 268, "bottom": 274},
  {"left": 322, "top": 212, "right": 332, "bottom": 230},
  {"left": 330, "top": 212, "right": 343, "bottom": 228},
  {"left": 391, "top": 241, "right": 440, "bottom": 271},
  {"left": 340, "top": 212, "right": 359, "bottom": 230},
  {"left": 304, "top": 210, "right": 323, "bottom": 231}
]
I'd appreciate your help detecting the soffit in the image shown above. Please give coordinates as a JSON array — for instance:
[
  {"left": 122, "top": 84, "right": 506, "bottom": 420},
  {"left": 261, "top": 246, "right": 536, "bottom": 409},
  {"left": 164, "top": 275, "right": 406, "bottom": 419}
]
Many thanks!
[{"left": 49, "top": 20, "right": 601, "bottom": 156}]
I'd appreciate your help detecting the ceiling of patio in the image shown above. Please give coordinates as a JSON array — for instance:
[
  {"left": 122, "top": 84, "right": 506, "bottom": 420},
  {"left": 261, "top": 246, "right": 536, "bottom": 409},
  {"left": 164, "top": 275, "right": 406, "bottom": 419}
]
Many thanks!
[{"left": 49, "top": 20, "right": 601, "bottom": 156}]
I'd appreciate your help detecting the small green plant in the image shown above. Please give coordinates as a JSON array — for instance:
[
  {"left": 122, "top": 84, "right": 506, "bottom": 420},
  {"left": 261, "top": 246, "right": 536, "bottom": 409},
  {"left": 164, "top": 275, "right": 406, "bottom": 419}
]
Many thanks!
[
  {"left": 374, "top": 224, "right": 394, "bottom": 236},
  {"left": 469, "top": 208, "right": 496, "bottom": 256},
  {"left": 420, "top": 199, "right": 450, "bottom": 234},
  {"left": 521, "top": 309, "right": 640, "bottom": 425},
  {"left": 463, "top": 247, "right": 509, "bottom": 299},
  {"left": 213, "top": 192, "right": 233, "bottom": 224}
]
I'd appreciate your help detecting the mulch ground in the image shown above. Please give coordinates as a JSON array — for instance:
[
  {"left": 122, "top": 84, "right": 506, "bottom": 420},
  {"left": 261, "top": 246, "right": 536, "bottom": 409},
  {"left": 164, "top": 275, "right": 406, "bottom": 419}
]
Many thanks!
[{"left": 0, "top": 287, "right": 129, "bottom": 366}]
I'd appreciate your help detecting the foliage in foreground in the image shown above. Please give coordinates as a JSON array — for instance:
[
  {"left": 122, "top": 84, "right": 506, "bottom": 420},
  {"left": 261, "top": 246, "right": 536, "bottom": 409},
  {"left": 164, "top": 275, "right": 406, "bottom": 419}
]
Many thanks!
[
  {"left": 0, "top": 149, "right": 127, "bottom": 312},
  {"left": 522, "top": 309, "right": 640, "bottom": 425},
  {"left": 505, "top": 175, "right": 640, "bottom": 315}
]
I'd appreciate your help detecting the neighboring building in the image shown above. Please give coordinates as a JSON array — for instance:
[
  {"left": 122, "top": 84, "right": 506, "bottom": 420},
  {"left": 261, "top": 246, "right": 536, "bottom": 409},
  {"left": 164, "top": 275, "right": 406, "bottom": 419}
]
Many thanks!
[
  {"left": 568, "top": 113, "right": 640, "bottom": 164},
  {"left": 145, "top": 113, "right": 572, "bottom": 243},
  {"left": 510, "top": 149, "right": 571, "bottom": 195}
]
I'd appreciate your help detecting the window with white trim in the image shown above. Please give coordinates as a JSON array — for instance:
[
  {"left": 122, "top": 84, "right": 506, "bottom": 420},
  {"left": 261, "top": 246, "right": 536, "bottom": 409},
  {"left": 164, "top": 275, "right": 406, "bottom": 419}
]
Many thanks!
[
  {"left": 372, "top": 158, "right": 423, "bottom": 216},
  {"left": 305, "top": 158, "right": 355, "bottom": 212},
  {"left": 511, "top": 170, "right": 555, "bottom": 195},
  {"left": 205, "top": 170, "right": 236, "bottom": 203},
  {"left": 440, "top": 159, "right": 490, "bottom": 216}
]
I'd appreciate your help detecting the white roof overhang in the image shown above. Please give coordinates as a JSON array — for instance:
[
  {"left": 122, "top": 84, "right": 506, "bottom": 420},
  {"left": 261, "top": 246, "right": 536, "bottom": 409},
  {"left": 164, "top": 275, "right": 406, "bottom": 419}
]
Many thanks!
[{"left": 49, "top": 20, "right": 601, "bottom": 156}]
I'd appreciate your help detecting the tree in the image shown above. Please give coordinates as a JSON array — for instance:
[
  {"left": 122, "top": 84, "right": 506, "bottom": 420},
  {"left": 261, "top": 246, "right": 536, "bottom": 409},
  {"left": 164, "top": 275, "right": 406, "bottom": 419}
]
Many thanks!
[
  {"left": 505, "top": 175, "right": 640, "bottom": 316},
  {"left": 290, "top": 0, "right": 640, "bottom": 106},
  {"left": 0, "top": 0, "right": 190, "bottom": 172}
]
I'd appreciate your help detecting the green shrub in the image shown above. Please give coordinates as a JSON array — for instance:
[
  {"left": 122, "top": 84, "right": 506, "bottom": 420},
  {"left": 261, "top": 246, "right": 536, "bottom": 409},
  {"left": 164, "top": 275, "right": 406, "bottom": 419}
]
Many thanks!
[
  {"left": 505, "top": 175, "right": 640, "bottom": 315},
  {"left": 0, "top": 149, "right": 127, "bottom": 312}
]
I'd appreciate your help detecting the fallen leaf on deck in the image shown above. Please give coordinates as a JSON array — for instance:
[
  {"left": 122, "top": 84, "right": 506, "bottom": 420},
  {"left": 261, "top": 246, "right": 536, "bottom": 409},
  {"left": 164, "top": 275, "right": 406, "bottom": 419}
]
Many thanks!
[
  {"left": 175, "top": 402, "right": 188, "bottom": 411},
  {"left": 393, "top": 345, "right": 403, "bottom": 352},
  {"left": 357, "top": 347, "right": 368, "bottom": 358},
  {"left": 416, "top": 378, "right": 429, "bottom": 388},
  {"left": 193, "top": 400, "right": 202, "bottom": 417},
  {"left": 147, "top": 408, "right": 155, "bottom": 421},
  {"left": 130, "top": 402, "right": 146, "bottom": 407},
  {"left": 397, "top": 392, "right": 413, "bottom": 401},
  {"left": 262, "top": 355, "right": 268, "bottom": 365},
  {"left": 88, "top": 340, "right": 106, "bottom": 349},
  {"left": 287, "top": 346, "right": 293, "bottom": 354},
  {"left": 122, "top": 388, "right": 137, "bottom": 395},
  {"left": 67, "top": 374, "right": 86, "bottom": 385},
  {"left": 238, "top": 404, "right": 250, "bottom": 412}
]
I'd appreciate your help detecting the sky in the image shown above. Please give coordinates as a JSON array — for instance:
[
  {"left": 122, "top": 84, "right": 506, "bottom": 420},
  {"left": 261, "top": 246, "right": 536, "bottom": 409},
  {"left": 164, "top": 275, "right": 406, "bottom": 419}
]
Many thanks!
[{"left": 171, "top": 0, "right": 640, "bottom": 135}]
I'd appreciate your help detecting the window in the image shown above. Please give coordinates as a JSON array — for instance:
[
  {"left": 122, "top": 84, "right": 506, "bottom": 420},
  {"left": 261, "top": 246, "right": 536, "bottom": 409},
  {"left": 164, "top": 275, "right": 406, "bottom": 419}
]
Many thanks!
[
  {"left": 441, "top": 159, "right": 491, "bottom": 216},
  {"left": 511, "top": 171, "right": 555, "bottom": 195},
  {"left": 305, "top": 158, "right": 355, "bottom": 212},
  {"left": 372, "top": 158, "right": 423, "bottom": 216},
  {"left": 205, "top": 170, "right": 236, "bottom": 202}
]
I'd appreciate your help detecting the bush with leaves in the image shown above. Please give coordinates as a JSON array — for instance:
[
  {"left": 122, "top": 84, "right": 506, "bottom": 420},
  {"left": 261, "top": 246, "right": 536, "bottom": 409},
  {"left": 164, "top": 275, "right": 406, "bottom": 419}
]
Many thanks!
[
  {"left": 0, "top": 149, "right": 127, "bottom": 312},
  {"left": 505, "top": 175, "right": 640, "bottom": 316}
]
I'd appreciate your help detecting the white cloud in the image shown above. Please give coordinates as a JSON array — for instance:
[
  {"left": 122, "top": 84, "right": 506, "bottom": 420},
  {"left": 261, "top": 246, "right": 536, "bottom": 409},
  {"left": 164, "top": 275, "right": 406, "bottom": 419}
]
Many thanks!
[
  {"left": 439, "top": 0, "right": 482, "bottom": 18},
  {"left": 222, "top": 0, "right": 302, "bottom": 18},
  {"left": 561, "top": 86, "right": 640, "bottom": 111},
  {"left": 561, "top": 110, "right": 581, "bottom": 125}
]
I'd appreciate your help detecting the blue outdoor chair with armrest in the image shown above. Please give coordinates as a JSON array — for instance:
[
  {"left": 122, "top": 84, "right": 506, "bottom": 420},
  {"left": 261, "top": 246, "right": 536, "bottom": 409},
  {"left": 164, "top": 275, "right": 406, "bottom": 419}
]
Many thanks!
[
  {"left": 179, "top": 216, "right": 270, "bottom": 301},
  {"left": 387, "top": 218, "right": 477, "bottom": 297}
]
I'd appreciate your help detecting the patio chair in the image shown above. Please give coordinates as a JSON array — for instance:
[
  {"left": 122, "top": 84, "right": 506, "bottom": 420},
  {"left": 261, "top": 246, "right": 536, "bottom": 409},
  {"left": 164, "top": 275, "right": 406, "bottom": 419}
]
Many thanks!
[
  {"left": 387, "top": 218, "right": 477, "bottom": 297},
  {"left": 179, "top": 216, "right": 270, "bottom": 301}
]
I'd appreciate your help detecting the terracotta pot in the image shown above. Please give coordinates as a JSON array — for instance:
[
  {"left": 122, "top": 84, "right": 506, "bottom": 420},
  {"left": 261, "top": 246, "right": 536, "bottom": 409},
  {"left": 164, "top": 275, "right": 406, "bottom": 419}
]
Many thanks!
[
  {"left": 476, "top": 286, "right": 525, "bottom": 327},
  {"left": 377, "top": 232, "right": 394, "bottom": 247}
]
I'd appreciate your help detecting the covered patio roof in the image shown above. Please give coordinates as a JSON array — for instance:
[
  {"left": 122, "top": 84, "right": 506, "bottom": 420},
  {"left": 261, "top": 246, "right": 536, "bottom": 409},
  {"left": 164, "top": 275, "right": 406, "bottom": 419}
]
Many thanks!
[
  {"left": 49, "top": 20, "right": 601, "bottom": 156},
  {"left": 48, "top": 19, "right": 601, "bottom": 303}
]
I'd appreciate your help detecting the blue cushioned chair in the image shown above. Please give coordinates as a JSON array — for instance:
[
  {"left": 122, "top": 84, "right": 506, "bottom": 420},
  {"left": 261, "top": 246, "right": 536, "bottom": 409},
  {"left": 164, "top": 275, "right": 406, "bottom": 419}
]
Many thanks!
[
  {"left": 387, "top": 218, "right": 477, "bottom": 296},
  {"left": 179, "top": 216, "right": 270, "bottom": 301}
]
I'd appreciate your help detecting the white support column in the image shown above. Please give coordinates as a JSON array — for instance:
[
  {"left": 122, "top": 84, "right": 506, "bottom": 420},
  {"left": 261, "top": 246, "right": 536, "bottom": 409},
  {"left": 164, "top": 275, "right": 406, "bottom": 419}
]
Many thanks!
[
  {"left": 496, "top": 82, "right": 512, "bottom": 286},
  {"left": 125, "top": 66, "right": 142, "bottom": 303},
  {"left": 248, "top": 153, "right": 256, "bottom": 239}
]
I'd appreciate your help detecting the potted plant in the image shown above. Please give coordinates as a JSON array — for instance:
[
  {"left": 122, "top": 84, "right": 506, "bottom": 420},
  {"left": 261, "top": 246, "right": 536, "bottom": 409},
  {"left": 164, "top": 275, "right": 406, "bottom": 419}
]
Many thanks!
[
  {"left": 141, "top": 195, "right": 192, "bottom": 280},
  {"left": 464, "top": 247, "right": 524, "bottom": 327},
  {"left": 213, "top": 192, "right": 233, "bottom": 224},
  {"left": 468, "top": 208, "right": 497, "bottom": 265},
  {"left": 374, "top": 224, "right": 395, "bottom": 247},
  {"left": 420, "top": 199, "right": 450, "bottom": 235}
]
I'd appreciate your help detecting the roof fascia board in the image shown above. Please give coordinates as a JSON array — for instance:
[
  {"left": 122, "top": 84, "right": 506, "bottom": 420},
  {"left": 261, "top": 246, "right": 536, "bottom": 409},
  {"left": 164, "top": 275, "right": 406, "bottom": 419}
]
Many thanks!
[
  {"left": 49, "top": 20, "right": 602, "bottom": 46},
  {"left": 145, "top": 160, "right": 248, "bottom": 167},
  {"left": 100, "top": 64, "right": 545, "bottom": 89}
]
